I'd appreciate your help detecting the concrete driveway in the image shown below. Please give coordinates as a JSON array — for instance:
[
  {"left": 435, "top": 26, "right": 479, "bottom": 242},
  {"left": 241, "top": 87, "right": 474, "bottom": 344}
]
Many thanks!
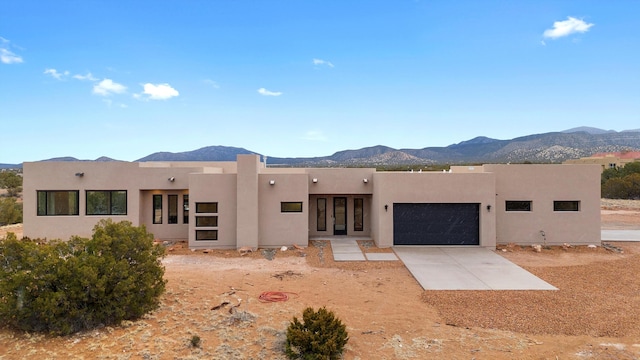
[
  {"left": 601, "top": 230, "right": 640, "bottom": 241},
  {"left": 393, "top": 247, "right": 557, "bottom": 291}
]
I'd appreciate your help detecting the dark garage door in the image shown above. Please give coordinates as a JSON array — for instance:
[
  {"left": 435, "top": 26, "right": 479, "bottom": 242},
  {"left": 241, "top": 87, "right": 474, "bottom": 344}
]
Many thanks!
[{"left": 393, "top": 203, "right": 479, "bottom": 245}]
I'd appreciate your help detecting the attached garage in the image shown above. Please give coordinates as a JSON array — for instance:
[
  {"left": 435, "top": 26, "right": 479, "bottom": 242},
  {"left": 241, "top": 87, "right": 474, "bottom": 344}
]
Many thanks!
[{"left": 393, "top": 203, "right": 480, "bottom": 245}]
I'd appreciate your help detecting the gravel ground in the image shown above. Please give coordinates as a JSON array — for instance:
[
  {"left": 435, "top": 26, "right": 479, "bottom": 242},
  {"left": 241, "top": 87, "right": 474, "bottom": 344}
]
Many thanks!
[{"left": 421, "top": 242, "right": 640, "bottom": 338}]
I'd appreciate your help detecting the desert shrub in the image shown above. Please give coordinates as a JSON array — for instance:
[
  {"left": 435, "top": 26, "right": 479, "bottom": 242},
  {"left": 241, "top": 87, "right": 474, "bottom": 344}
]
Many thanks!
[
  {"left": 602, "top": 173, "right": 640, "bottom": 199},
  {"left": 190, "top": 334, "right": 202, "bottom": 348},
  {"left": 0, "top": 197, "right": 22, "bottom": 226},
  {"left": 0, "top": 219, "right": 166, "bottom": 335},
  {"left": 285, "top": 307, "right": 349, "bottom": 360}
]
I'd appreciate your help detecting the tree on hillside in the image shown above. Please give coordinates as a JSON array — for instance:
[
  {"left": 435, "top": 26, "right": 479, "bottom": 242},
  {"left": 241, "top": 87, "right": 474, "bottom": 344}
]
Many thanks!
[{"left": 0, "top": 172, "right": 22, "bottom": 197}]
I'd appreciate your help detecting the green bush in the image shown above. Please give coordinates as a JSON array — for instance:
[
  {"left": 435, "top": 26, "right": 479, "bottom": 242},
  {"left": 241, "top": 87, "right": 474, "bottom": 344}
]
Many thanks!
[
  {"left": 0, "top": 219, "right": 166, "bottom": 335},
  {"left": 285, "top": 307, "right": 349, "bottom": 360},
  {"left": 0, "top": 197, "right": 22, "bottom": 226}
]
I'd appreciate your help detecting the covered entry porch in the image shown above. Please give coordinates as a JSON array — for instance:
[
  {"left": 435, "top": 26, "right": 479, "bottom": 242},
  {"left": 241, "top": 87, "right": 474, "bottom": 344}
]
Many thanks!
[{"left": 308, "top": 195, "right": 372, "bottom": 239}]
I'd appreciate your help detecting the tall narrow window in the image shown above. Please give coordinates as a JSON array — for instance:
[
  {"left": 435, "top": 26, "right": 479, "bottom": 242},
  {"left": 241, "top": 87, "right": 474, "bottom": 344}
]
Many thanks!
[
  {"left": 153, "top": 195, "right": 162, "bottom": 224},
  {"left": 354, "top": 198, "right": 364, "bottom": 231},
  {"left": 317, "top": 198, "right": 326, "bottom": 231},
  {"left": 168, "top": 195, "right": 178, "bottom": 224},
  {"left": 183, "top": 195, "right": 189, "bottom": 224}
]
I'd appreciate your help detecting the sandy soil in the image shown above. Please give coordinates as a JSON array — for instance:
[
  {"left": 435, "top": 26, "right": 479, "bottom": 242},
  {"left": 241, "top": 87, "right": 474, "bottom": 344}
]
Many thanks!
[{"left": 0, "top": 200, "right": 639, "bottom": 359}]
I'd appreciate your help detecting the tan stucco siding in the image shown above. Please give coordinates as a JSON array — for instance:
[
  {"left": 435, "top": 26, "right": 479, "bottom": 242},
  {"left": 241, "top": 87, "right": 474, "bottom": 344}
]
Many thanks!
[
  {"left": 258, "top": 173, "right": 309, "bottom": 247},
  {"left": 485, "top": 164, "right": 601, "bottom": 245},
  {"left": 372, "top": 172, "right": 496, "bottom": 248},
  {"left": 187, "top": 173, "right": 237, "bottom": 248},
  {"left": 306, "top": 168, "right": 375, "bottom": 195}
]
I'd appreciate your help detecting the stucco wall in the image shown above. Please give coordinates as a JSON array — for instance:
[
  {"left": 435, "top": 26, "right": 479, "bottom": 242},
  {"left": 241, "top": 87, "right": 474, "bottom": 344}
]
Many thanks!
[
  {"left": 372, "top": 172, "right": 496, "bottom": 248},
  {"left": 258, "top": 173, "right": 309, "bottom": 247},
  {"left": 486, "top": 164, "right": 601, "bottom": 245},
  {"left": 23, "top": 161, "right": 209, "bottom": 241},
  {"left": 187, "top": 173, "right": 237, "bottom": 248}
]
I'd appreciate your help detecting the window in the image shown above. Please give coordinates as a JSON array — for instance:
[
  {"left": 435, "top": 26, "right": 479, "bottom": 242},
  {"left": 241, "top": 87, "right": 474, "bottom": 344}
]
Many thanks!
[
  {"left": 281, "top": 202, "right": 303, "bottom": 212},
  {"left": 196, "top": 202, "right": 218, "bottom": 213},
  {"left": 505, "top": 200, "right": 532, "bottom": 212},
  {"left": 183, "top": 195, "right": 189, "bottom": 224},
  {"left": 196, "top": 216, "right": 218, "bottom": 227},
  {"left": 354, "top": 198, "right": 364, "bottom": 231},
  {"left": 153, "top": 195, "right": 162, "bottom": 224},
  {"left": 196, "top": 230, "right": 218, "bottom": 241},
  {"left": 554, "top": 201, "right": 580, "bottom": 211},
  {"left": 168, "top": 195, "right": 178, "bottom": 224},
  {"left": 86, "top": 190, "right": 127, "bottom": 215},
  {"left": 37, "top": 191, "right": 79, "bottom": 216},
  {"left": 317, "top": 198, "right": 326, "bottom": 231}
]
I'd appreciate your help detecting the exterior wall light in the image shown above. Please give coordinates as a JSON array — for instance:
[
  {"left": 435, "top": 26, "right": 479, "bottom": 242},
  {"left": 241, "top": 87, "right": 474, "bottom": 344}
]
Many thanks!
[
  {"left": 168, "top": 177, "right": 175, "bottom": 182},
  {"left": 384, "top": 204, "right": 388, "bottom": 212},
  {"left": 486, "top": 204, "right": 491, "bottom": 212},
  {"left": 75, "top": 172, "right": 84, "bottom": 177},
  {"left": 269, "top": 180, "right": 276, "bottom": 185},
  {"left": 312, "top": 178, "right": 318, "bottom": 183},
  {"left": 363, "top": 178, "right": 368, "bottom": 183}
]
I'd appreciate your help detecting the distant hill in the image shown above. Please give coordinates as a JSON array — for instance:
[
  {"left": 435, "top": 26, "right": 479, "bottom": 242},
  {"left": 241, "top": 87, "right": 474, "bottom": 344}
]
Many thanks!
[
  {"left": 137, "top": 146, "right": 258, "bottom": 162},
  {"left": 10, "top": 127, "right": 640, "bottom": 166},
  {"left": 0, "top": 164, "right": 21, "bottom": 170}
]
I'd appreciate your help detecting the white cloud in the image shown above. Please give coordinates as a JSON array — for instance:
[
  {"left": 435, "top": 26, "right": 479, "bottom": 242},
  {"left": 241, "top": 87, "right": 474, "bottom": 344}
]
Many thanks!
[
  {"left": 0, "top": 37, "right": 23, "bottom": 64},
  {"left": 93, "top": 78, "right": 127, "bottom": 96},
  {"left": 203, "top": 79, "right": 220, "bottom": 88},
  {"left": 0, "top": 48, "right": 23, "bottom": 64},
  {"left": 139, "top": 83, "right": 179, "bottom": 100},
  {"left": 43, "top": 68, "right": 70, "bottom": 80},
  {"left": 543, "top": 17, "right": 594, "bottom": 39},
  {"left": 313, "top": 58, "right": 334, "bottom": 68},
  {"left": 302, "top": 130, "right": 328, "bottom": 142},
  {"left": 257, "top": 87, "right": 282, "bottom": 96},
  {"left": 73, "top": 72, "right": 98, "bottom": 81}
]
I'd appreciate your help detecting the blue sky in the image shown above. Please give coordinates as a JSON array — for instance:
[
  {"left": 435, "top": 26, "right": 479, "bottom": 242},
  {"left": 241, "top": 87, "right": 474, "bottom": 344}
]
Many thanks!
[{"left": 1, "top": 1, "right": 639, "bottom": 163}]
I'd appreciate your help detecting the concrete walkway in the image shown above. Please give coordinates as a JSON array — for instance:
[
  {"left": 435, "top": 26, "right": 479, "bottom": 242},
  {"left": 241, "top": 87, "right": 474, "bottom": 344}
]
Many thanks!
[
  {"left": 601, "top": 230, "right": 640, "bottom": 242},
  {"left": 393, "top": 247, "right": 557, "bottom": 291},
  {"left": 329, "top": 239, "right": 398, "bottom": 262}
]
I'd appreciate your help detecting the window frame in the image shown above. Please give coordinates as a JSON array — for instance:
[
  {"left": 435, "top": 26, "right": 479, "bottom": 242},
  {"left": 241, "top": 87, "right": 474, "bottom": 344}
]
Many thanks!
[
  {"left": 195, "top": 216, "right": 218, "bottom": 227},
  {"left": 317, "top": 198, "right": 326, "bottom": 231},
  {"left": 183, "top": 194, "right": 189, "bottom": 224},
  {"left": 505, "top": 200, "right": 532, "bottom": 212},
  {"left": 86, "top": 190, "right": 127, "bottom": 216},
  {"left": 196, "top": 202, "right": 218, "bottom": 213},
  {"left": 168, "top": 194, "right": 178, "bottom": 224},
  {"left": 195, "top": 230, "right": 218, "bottom": 241},
  {"left": 354, "top": 198, "right": 364, "bottom": 231},
  {"left": 554, "top": 200, "right": 580, "bottom": 212},
  {"left": 153, "top": 194, "right": 163, "bottom": 224},
  {"left": 37, "top": 190, "right": 80, "bottom": 216},
  {"left": 281, "top": 201, "right": 303, "bottom": 213}
]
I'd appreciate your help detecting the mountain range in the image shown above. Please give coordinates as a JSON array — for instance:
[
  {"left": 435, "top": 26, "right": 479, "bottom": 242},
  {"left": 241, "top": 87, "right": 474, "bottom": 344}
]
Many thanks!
[{"left": 3, "top": 127, "right": 640, "bottom": 169}]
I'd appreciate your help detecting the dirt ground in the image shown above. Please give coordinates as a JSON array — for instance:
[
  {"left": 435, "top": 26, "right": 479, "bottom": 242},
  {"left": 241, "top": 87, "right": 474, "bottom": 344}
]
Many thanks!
[{"left": 1, "top": 200, "right": 640, "bottom": 359}]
